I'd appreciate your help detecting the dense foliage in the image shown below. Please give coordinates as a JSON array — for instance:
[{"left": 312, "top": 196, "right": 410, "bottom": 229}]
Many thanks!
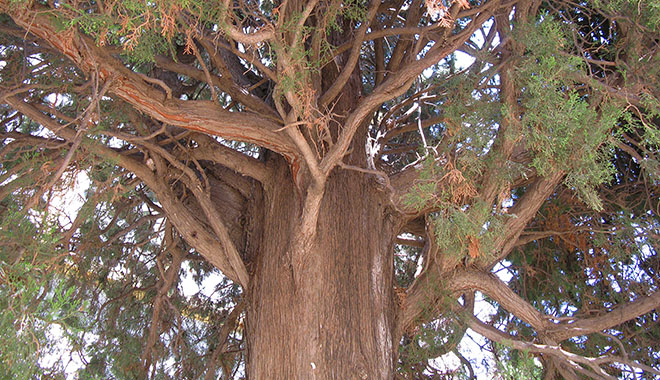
[{"left": 0, "top": 0, "right": 659, "bottom": 378}]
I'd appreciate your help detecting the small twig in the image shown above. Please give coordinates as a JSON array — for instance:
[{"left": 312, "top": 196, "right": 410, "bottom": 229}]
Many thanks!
[
  {"left": 274, "top": 120, "right": 308, "bottom": 132},
  {"left": 453, "top": 348, "right": 476, "bottom": 380},
  {"left": 0, "top": 84, "right": 58, "bottom": 101},
  {"left": 24, "top": 75, "right": 112, "bottom": 211},
  {"left": 136, "top": 72, "right": 172, "bottom": 100},
  {"left": 190, "top": 40, "right": 220, "bottom": 104},
  {"left": 338, "top": 161, "right": 394, "bottom": 193}
]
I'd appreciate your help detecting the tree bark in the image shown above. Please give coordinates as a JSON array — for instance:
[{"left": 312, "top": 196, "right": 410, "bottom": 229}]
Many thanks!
[{"left": 246, "top": 159, "right": 398, "bottom": 379}]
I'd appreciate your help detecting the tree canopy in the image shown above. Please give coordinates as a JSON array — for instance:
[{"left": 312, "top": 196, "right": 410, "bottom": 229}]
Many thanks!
[{"left": 0, "top": 0, "right": 659, "bottom": 378}]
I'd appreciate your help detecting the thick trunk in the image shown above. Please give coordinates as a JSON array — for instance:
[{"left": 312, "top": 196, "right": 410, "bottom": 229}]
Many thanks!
[{"left": 246, "top": 162, "right": 398, "bottom": 379}]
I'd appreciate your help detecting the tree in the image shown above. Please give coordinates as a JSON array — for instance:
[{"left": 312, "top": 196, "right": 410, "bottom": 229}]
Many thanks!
[{"left": 0, "top": 0, "right": 659, "bottom": 378}]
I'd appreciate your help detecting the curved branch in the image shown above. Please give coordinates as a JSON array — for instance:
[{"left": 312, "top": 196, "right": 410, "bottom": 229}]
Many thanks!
[
  {"left": 219, "top": 0, "right": 275, "bottom": 45},
  {"left": 480, "top": 170, "right": 565, "bottom": 268},
  {"left": 3, "top": 8, "right": 299, "bottom": 163},
  {"left": 549, "top": 290, "right": 660, "bottom": 342},
  {"left": 318, "top": 0, "right": 379, "bottom": 107},
  {"left": 451, "top": 270, "right": 550, "bottom": 332},
  {"left": 5, "top": 97, "right": 249, "bottom": 286},
  {"left": 225, "top": 26, "right": 274, "bottom": 45},
  {"left": 320, "top": 2, "right": 498, "bottom": 175},
  {"left": 466, "top": 315, "right": 618, "bottom": 380},
  {"left": 330, "top": 24, "right": 448, "bottom": 59},
  {"left": 190, "top": 135, "right": 270, "bottom": 183},
  {"left": 454, "top": 348, "right": 476, "bottom": 380},
  {"left": 454, "top": 268, "right": 660, "bottom": 351}
]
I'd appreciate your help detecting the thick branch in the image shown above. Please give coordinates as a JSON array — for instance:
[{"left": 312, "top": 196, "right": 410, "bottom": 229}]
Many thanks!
[
  {"left": 149, "top": 180, "right": 247, "bottom": 285},
  {"left": 451, "top": 270, "right": 550, "bottom": 332},
  {"left": 549, "top": 290, "right": 660, "bottom": 342},
  {"left": 128, "top": 139, "right": 251, "bottom": 288},
  {"left": 5, "top": 97, "right": 248, "bottom": 285},
  {"left": 218, "top": 0, "right": 275, "bottom": 45},
  {"left": 188, "top": 180, "right": 250, "bottom": 288},
  {"left": 480, "top": 170, "right": 564, "bottom": 268},
  {"left": 466, "top": 315, "right": 621, "bottom": 380},
  {"left": 191, "top": 134, "right": 270, "bottom": 183},
  {"left": 224, "top": 25, "right": 274, "bottom": 45},
  {"left": 4, "top": 8, "right": 299, "bottom": 162},
  {"left": 320, "top": 2, "right": 498, "bottom": 175}
]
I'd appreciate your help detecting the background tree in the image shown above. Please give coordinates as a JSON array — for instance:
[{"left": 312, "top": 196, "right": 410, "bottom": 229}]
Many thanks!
[{"left": 0, "top": 0, "right": 659, "bottom": 378}]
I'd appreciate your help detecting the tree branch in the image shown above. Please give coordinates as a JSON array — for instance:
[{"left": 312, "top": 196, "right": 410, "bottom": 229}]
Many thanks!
[
  {"left": 320, "top": 1, "right": 498, "bottom": 175},
  {"left": 468, "top": 313, "right": 660, "bottom": 379},
  {"left": 453, "top": 269, "right": 660, "bottom": 360},
  {"left": 203, "top": 301, "right": 245, "bottom": 380},
  {"left": 466, "top": 315, "right": 618, "bottom": 380},
  {"left": 219, "top": 0, "right": 275, "bottom": 45},
  {"left": 130, "top": 139, "right": 251, "bottom": 288},
  {"left": 549, "top": 290, "right": 660, "bottom": 342},
  {"left": 190, "top": 134, "right": 270, "bottom": 184},
  {"left": 193, "top": 39, "right": 279, "bottom": 118},
  {"left": 318, "top": 0, "right": 379, "bottom": 107},
  {"left": 3, "top": 8, "right": 299, "bottom": 162},
  {"left": 188, "top": 179, "right": 250, "bottom": 288},
  {"left": 451, "top": 270, "right": 550, "bottom": 332},
  {"left": 480, "top": 170, "right": 565, "bottom": 268},
  {"left": 5, "top": 97, "right": 249, "bottom": 286},
  {"left": 142, "top": 230, "right": 185, "bottom": 373}
]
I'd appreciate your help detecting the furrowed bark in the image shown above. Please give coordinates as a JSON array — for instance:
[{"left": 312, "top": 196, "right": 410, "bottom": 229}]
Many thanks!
[{"left": 246, "top": 160, "right": 398, "bottom": 379}]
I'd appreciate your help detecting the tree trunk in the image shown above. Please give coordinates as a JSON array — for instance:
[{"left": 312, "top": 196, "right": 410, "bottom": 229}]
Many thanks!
[{"left": 246, "top": 160, "right": 398, "bottom": 379}]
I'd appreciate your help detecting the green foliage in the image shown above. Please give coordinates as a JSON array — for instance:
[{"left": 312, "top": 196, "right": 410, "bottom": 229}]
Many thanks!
[
  {"left": 403, "top": 155, "right": 506, "bottom": 261},
  {"left": 493, "top": 344, "right": 543, "bottom": 380},
  {"left": 394, "top": 243, "right": 422, "bottom": 288},
  {"left": 593, "top": 0, "right": 660, "bottom": 31},
  {"left": 432, "top": 201, "right": 506, "bottom": 261},
  {"left": 1, "top": 0, "right": 660, "bottom": 378},
  {"left": 514, "top": 17, "right": 622, "bottom": 209},
  {"left": 325, "top": 0, "right": 369, "bottom": 32},
  {"left": 62, "top": 0, "right": 227, "bottom": 64},
  {"left": 616, "top": 95, "right": 660, "bottom": 181},
  {"left": 0, "top": 209, "right": 84, "bottom": 380},
  {"left": 403, "top": 156, "right": 442, "bottom": 211}
]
